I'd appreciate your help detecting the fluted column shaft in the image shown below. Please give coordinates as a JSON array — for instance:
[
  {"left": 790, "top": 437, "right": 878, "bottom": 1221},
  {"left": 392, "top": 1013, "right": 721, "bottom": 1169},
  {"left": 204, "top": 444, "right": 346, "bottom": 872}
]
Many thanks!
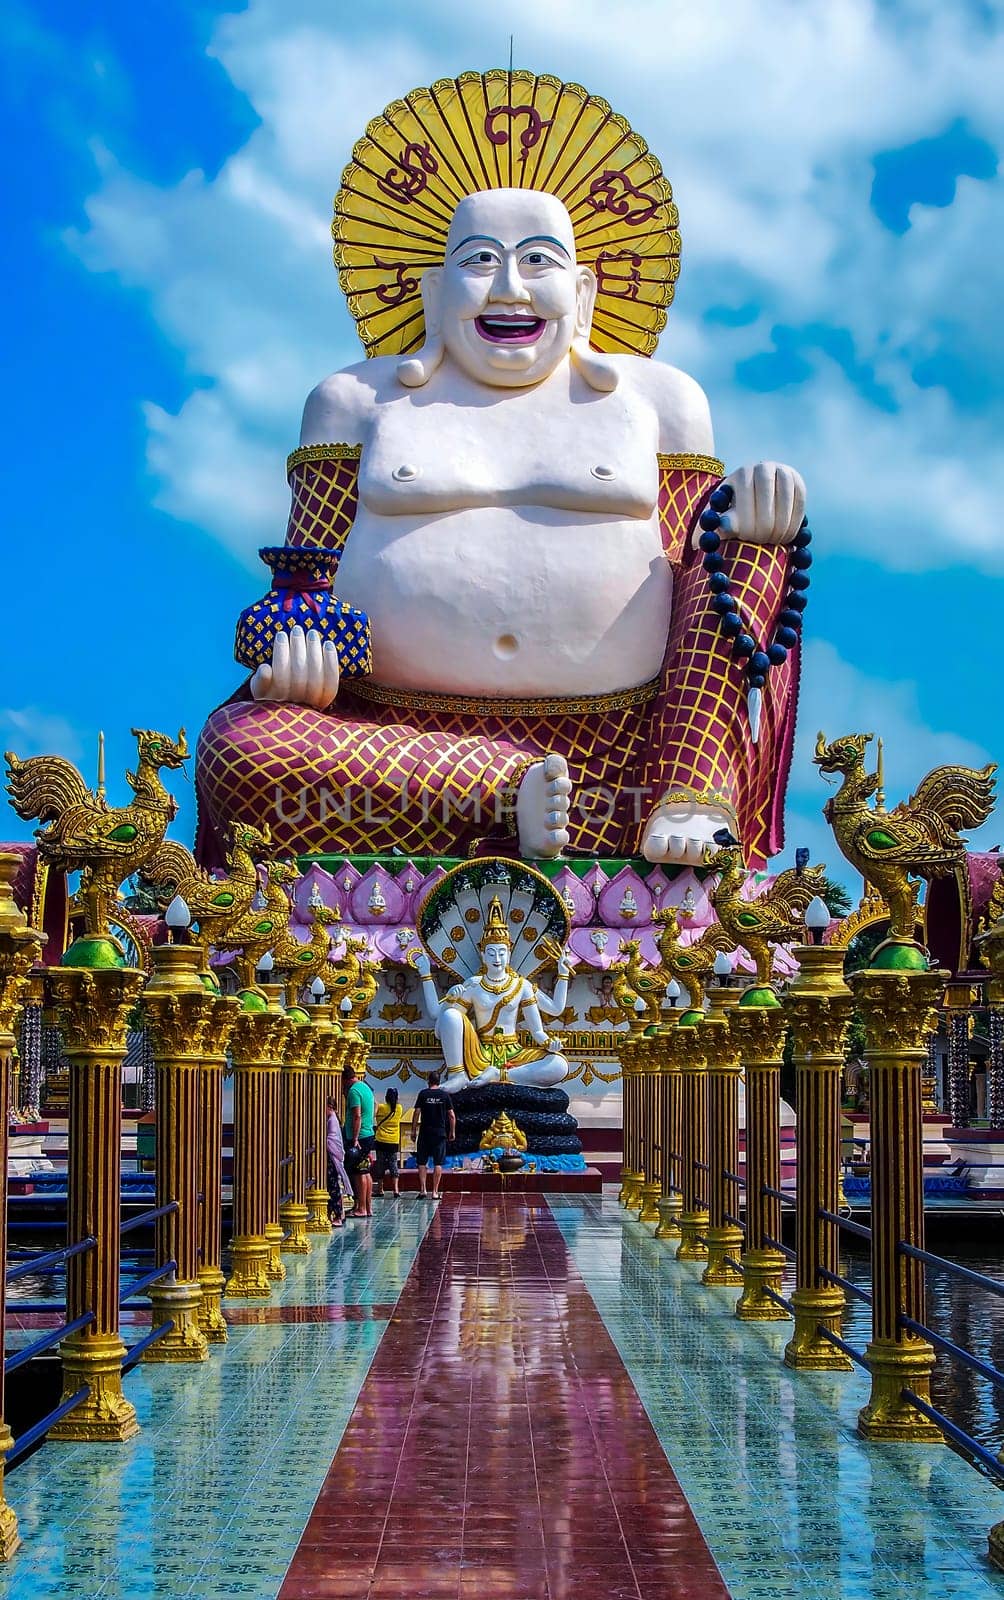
[
  {"left": 784, "top": 944, "right": 854, "bottom": 1370},
  {"left": 851, "top": 965, "right": 943, "bottom": 1439},
  {"left": 701, "top": 1013, "right": 744, "bottom": 1287},
  {"left": 46, "top": 964, "right": 144, "bottom": 1440},
  {"left": 655, "top": 1024, "right": 683, "bottom": 1240},
  {"left": 141, "top": 946, "right": 215, "bottom": 1362},
  {"left": 225, "top": 1006, "right": 286, "bottom": 1297},
  {"left": 731, "top": 1003, "right": 789, "bottom": 1321},
  {"left": 279, "top": 1015, "right": 312, "bottom": 1254},
  {"left": 618, "top": 1036, "right": 644, "bottom": 1208},
  {"left": 197, "top": 992, "right": 237, "bottom": 1341},
  {"left": 639, "top": 1036, "right": 662, "bottom": 1225},
  {"left": 676, "top": 1024, "right": 709, "bottom": 1261},
  {"left": 305, "top": 1011, "right": 336, "bottom": 1232}
]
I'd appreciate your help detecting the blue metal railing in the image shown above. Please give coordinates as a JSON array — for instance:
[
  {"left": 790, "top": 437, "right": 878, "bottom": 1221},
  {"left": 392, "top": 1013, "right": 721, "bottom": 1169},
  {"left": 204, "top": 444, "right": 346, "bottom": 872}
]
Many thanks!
[
  {"left": 5, "top": 1390, "right": 89, "bottom": 1465},
  {"left": 120, "top": 1201, "right": 178, "bottom": 1237},
  {"left": 120, "top": 1261, "right": 176, "bottom": 1305},
  {"left": 892, "top": 1240, "right": 1004, "bottom": 1480},
  {"left": 6, "top": 1235, "right": 95, "bottom": 1283},
  {"left": 4, "top": 1313, "right": 95, "bottom": 1376}
]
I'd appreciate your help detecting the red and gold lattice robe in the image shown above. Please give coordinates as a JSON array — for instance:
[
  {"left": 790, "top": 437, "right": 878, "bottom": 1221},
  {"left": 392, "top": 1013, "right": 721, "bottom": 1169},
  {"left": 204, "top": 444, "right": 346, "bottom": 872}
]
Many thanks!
[{"left": 196, "top": 446, "right": 798, "bottom": 867}]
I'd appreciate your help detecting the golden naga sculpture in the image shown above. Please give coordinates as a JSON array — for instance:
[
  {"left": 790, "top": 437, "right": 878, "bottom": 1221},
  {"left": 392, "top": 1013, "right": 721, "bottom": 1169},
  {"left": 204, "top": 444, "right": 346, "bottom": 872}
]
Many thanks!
[
  {"left": 143, "top": 819, "right": 272, "bottom": 966},
  {"left": 705, "top": 831, "right": 827, "bottom": 988},
  {"left": 479, "top": 1111, "right": 527, "bottom": 1151},
  {"left": 214, "top": 855, "right": 299, "bottom": 990},
  {"left": 652, "top": 905, "right": 735, "bottom": 1014},
  {"left": 327, "top": 930, "right": 380, "bottom": 1023},
  {"left": 272, "top": 886, "right": 334, "bottom": 996},
  {"left": 814, "top": 731, "right": 997, "bottom": 946},
  {"left": 609, "top": 938, "right": 667, "bottom": 1028},
  {"left": 5, "top": 729, "right": 188, "bottom": 944}
]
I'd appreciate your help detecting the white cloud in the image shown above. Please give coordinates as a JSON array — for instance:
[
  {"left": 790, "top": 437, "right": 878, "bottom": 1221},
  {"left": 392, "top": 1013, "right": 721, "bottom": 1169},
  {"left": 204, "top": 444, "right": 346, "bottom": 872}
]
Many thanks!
[{"left": 0, "top": 708, "right": 85, "bottom": 763}]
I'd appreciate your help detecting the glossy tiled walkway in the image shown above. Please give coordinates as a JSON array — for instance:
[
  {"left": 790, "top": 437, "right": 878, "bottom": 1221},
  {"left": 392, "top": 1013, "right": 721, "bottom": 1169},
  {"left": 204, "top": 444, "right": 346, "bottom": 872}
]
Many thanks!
[
  {"left": 551, "top": 1194, "right": 1004, "bottom": 1600},
  {"left": 280, "top": 1194, "right": 726, "bottom": 1600},
  {"left": 4, "top": 1193, "right": 1004, "bottom": 1598},
  {"left": 0, "top": 1202, "right": 433, "bottom": 1599}
]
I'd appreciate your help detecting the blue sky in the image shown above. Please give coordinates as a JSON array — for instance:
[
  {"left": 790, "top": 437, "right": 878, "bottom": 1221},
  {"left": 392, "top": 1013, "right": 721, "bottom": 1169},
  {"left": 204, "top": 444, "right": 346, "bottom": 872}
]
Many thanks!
[{"left": 3, "top": 0, "right": 1003, "bottom": 884}]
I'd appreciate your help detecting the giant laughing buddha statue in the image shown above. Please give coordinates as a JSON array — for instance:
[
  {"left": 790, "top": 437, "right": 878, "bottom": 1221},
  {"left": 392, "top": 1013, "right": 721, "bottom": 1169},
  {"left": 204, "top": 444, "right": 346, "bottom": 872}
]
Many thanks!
[{"left": 196, "top": 72, "right": 807, "bottom": 869}]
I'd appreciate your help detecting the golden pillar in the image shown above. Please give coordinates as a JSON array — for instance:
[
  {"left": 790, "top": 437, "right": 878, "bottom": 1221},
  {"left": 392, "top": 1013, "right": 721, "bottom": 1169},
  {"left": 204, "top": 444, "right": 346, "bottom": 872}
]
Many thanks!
[
  {"left": 676, "top": 1021, "right": 709, "bottom": 1262},
  {"left": 258, "top": 986, "right": 290, "bottom": 1281},
  {"left": 701, "top": 1008, "right": 745, "bottom": 1288},
  {"left": 851, "top": 962, "right": 943, "bottom": 1440},
  {"left": 638, "top": 1034, "right": 662, "bottom": 1225},
  {"left": 140, "top": 944, "right": 212, "bottom": 1362},
  {"left": 196, "top": 984, "right": 238, "bottom": 1342},
  {"left": 784, "top": 943, "right": 854, "bottom": 1371},
  {"left": 305, "top": 1005, "right": 336, "bottom": 1232},
  {"left": 654, "top": 1020, "right": 683, "bottom": 1241},
  {"left": 617, "top": 1033, "right": 640, "bottom": 1208},
  {"left": 224, "top": 997, "right": 287, "bottom": 1297},
  {"left": 0, "top": 854, "right": 43, "bottom": 1553},
  {"left": 46, "top": 957, "right": 145, "bottom": 1440},
  {"left": 279, "top": 1005, "right": 313, "bottom": 1254},
  {"left": 731, "top": 999, "right": 790, "bottom": 1321}
]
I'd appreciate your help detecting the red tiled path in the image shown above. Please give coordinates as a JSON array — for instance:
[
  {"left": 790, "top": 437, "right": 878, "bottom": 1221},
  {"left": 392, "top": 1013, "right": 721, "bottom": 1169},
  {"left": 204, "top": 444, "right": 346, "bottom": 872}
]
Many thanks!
[{"left": 280, "top": 1194, "right": 730, "bottom": 1600}]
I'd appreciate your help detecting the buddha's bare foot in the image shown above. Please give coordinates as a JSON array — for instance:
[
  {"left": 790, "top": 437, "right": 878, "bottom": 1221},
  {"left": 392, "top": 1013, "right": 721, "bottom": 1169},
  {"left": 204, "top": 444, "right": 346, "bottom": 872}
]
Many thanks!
[
  {"left": 642, "top": 802, "right": 736, "bottom": 866},
  {"left": 517, "top": 754, "right": 571, "bottom": 858}
]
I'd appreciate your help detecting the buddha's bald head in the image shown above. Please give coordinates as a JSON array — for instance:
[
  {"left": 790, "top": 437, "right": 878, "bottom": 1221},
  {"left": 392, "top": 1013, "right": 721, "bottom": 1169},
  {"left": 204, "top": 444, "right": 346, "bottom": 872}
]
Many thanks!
[{"left": 398, "top": 187, "right": 608, "bottom": 390}]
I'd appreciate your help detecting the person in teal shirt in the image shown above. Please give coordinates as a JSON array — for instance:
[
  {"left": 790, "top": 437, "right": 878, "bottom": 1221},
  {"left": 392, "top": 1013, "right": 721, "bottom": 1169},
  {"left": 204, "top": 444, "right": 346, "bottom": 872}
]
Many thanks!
[{"left": 342, "top": 1066, "right": 376, "bottom": 1217}]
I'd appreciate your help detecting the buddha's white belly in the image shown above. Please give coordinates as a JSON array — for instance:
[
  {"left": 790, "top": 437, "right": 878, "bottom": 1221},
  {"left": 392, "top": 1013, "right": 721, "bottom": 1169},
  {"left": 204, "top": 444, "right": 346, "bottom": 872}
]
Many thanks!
[{"left": 336, "top": 505, "right": 672, "bottom": 697}]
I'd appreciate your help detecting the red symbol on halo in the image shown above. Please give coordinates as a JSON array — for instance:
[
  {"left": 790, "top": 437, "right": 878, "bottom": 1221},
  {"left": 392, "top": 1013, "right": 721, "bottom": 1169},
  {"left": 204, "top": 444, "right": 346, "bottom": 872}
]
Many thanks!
[
  {"left": 377, "top": 143, "right": 439, "bottom": 205},
  {"left": 594, "top": 250, "right": 643, "bottom": 300},
  {"left": 374, "top": 261, "right": 420, "bottom": 307},
  {"left": 586, "top": 171, "right": 658, "bottom": 225},
  {"left": 484, "top": 105, "right": 552, "bottom": 160}
]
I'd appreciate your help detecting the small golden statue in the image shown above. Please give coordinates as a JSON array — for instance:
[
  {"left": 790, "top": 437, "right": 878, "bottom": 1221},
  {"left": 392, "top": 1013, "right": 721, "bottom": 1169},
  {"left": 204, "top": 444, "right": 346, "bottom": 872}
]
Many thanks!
[
  {"left": 652, "top": 905, "right": 736, "bottom": 1014},
  {"left": 815, "top": 732, "right": 996, "bottom": 951},
  {"left": 5, "top": 729, "right": 188, "bottom": 951},
  {"left": 704, "top": 831, "right": 828, "bottom": 990},
  {"left": 479, "top": 1111, "right": 528, "bottom": 1151}
]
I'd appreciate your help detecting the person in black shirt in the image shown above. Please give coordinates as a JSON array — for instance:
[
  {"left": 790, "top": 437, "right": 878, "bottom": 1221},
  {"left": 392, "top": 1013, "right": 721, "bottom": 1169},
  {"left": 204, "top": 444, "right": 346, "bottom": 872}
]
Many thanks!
[{"left": 410, "top": 1071, "right": 456, "bottom": 1199}]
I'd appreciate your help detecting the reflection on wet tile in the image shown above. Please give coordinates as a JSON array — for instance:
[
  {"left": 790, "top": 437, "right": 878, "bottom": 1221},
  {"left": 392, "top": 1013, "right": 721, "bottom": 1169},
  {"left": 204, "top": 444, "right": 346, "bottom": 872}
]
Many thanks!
[
  {"left": 0, "top": 1199, "right": 434, "bottom": 1600},
  {"left": 549, "top": 1193, "right": 1004, "bottom": 1600},
  {"left": 280, "top": 1194, "right": 727, "bottom": 1600}
]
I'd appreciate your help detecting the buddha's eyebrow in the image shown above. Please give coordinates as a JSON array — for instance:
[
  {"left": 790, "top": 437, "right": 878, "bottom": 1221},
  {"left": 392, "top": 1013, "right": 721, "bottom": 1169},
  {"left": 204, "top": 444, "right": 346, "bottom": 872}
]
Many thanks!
[
  {"left": 450, "top": 235, "right": 504, "bottom": 255},
  {"left": 517, "top": 235, "right": 570, "bottom": 258}
]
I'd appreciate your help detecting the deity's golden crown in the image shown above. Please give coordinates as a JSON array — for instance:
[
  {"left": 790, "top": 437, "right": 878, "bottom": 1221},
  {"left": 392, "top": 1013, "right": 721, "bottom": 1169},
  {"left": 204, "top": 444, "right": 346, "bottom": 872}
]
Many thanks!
[
  {"left": 479, "top": 896, "right": 512, "bottom": 950},
  {"left": 332, "top": 69, "right": 680, "bottom": 362}
]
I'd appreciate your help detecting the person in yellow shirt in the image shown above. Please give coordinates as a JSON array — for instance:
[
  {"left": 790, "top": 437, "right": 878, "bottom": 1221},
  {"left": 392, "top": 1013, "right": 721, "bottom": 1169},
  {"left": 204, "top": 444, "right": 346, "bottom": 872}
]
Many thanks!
[{"left": 373, "top": 1087, "right": 403, "bottom": 1198}]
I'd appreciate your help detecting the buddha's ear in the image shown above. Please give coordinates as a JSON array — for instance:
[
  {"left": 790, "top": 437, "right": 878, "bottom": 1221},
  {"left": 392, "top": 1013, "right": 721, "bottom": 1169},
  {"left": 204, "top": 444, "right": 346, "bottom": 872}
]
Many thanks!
[
  {"left": 396, "top": 268, "right": 445, "bottom": 388},
  {"left": 420, "top": 267, "right": 444, "bottom": 333},
  {"left": 574, "top": 264, "right": 597, "bottom": 339}
]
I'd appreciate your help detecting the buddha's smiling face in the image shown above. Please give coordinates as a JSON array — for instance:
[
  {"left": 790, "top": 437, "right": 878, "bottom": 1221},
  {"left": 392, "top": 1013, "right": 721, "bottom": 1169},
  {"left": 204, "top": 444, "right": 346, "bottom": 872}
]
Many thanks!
[{"left": 431, "top": 189, "right": 596, "bottom": 388}]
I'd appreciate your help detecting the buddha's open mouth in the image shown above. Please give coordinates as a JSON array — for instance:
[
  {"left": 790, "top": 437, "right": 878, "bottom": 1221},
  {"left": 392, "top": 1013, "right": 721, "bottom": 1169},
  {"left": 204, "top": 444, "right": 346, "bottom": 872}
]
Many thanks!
[{"left": 475, "top": 314, "right": 546, "bottom": 345}]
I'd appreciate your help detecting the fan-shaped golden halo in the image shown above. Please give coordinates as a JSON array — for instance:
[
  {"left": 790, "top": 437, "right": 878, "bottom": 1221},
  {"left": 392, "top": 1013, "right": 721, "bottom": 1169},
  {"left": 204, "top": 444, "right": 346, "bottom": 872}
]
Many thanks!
[{"left": 332, "top": 69, "right": 680, "bottom": 361}]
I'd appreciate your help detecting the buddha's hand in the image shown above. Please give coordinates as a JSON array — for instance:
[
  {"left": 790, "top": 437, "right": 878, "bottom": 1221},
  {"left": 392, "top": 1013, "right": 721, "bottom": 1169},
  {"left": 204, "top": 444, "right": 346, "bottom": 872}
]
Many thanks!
[
  {"left": 250, "top": 625, "right": 340, "bottom": 710},
  {"left": 696, "top": 462, "right": 806, "bottom": 547},
  {"left": 642, "top": 800, "right": 737, "bottom": 867},
  {"left": 412, "top": 950, "right": 432, "bottom": 978}
]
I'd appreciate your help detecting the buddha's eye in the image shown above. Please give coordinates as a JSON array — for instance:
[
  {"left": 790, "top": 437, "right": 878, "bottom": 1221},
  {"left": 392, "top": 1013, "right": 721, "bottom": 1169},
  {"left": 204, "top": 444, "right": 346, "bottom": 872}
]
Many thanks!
[{"left": 459, "top": 249, "right": 501, "bottom": 268}]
